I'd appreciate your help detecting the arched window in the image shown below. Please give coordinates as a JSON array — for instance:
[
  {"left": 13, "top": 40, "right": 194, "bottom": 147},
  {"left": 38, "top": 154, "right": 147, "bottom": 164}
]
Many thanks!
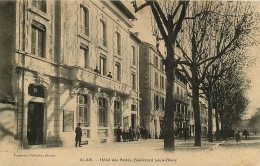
[
  {"left": 114, "top": 101, "right": 121, "bottom": 127},
  {"left": 28, "top": 84, "right": 44, "bottom": 98},
  {"left": 81, "top": 5, "right": 89, "bottom": 36},
  {"left": 101, "top": 20, "right": 107, "bottom": 47},
  {"left": 132, "top": 46, "right": 136, "bottom": 65},
  {"left": 116, "top": 32, "right": 121, "bottom": 55},
  {"left": 98, "top": 98, "right": 107, "bottom": 127},
  {"left": 77, "top": 95, "right": 89, "bottom": 127}
]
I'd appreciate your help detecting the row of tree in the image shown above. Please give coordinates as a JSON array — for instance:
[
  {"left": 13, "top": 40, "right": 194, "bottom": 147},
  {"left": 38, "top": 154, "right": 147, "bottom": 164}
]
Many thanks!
[{"left": 132, "top": 0, "right": 258, "bottom": 151}]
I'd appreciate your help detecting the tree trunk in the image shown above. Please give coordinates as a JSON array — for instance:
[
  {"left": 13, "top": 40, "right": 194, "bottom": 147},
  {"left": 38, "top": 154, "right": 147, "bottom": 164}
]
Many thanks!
[
  {"left": 192, "top": 81, "right": 202, "bottom": 146},
  {"left": 207, "top": 95, "right": 213, "bottom": 142},
  {"left": 215, "top": 108, "right": 220, "bottom": 141},
  {"left": 219, "top": 112, "right": 225, "bottom": 139},
  {"left": 163, "top": 44, "right": 176, "bottom": 151}
]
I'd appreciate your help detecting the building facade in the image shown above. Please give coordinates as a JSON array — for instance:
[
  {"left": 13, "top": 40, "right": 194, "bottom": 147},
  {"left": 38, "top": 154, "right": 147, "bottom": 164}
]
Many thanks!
[
  {"left": 138, "top": 42, "right": 211, "bottom": 139},
  {"left": 139, "top": 42, "right": 166, "bottom": 139},
  {"left": 139, "top": 42, "right": 192, "bottom": 139},
  {"left": 0, "top": 0, "right": 141, "bottom": 148},
  {"left": 173, "top": 71, "right": 191, "bottom": 138}
]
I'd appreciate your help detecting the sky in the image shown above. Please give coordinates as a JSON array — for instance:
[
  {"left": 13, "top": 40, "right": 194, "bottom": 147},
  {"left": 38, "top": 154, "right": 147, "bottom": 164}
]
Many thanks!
[{"left": 124, "top": 1, "right": 260, "bottom": 119}]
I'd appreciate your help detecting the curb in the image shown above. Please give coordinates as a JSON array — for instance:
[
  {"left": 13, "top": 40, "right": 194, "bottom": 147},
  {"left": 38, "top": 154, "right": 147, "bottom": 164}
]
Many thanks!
[{"left": 205, "top": 140, "right": 226, "bottom": 152}]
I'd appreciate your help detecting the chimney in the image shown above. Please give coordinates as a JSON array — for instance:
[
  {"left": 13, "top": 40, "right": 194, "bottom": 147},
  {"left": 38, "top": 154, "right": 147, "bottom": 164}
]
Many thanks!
[{"left": 133, "top": 32, "right": 139, "bottom": 37}]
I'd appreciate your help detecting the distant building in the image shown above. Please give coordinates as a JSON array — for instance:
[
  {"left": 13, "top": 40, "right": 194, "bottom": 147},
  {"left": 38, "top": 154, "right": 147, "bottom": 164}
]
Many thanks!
[
  {"left": 139, "top": 42, "right": 166, "bottom": 139},
  {"left": 0, "top": 0, "right": 141, "bottom": 148},
  {"left": 139, "top": 42, "right": 191, "bottom": 139}
]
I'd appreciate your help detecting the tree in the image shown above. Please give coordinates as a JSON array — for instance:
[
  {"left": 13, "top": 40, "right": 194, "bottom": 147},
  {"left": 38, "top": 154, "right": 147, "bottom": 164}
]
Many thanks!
[
  {"left": 175, "top": 1, "right": 255, "bottom": 146},
  {"left": 132, "top": 0, "right": 189, "bottom": 151},
  {"left": 212, "top": 65, "right": 250, "bottom": 139},
  {"left": 132, "top": 0, "right": 256, "bottom": 148},
  {"left": 248, "top": 110, "right": 260, "bottom": 132}
]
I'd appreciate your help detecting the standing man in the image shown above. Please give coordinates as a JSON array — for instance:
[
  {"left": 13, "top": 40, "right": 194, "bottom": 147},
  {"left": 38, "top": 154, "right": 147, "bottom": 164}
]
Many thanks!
[
  {"left": 116, "top": 126, "right": 122, "bottom": 142},
  {"left": 75, "top": 123, "right": 82, "bottom": 147}
]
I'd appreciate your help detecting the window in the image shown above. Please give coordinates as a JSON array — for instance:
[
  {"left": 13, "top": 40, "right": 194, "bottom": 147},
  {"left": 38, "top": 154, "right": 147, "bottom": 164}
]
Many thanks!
[
  {"left": 160, "top": 76, "right": 164, "bottom": 89},
  {"left": 161, "top": 98, "right": 165, "bottom": 110},
  {"left": 115, "top": 62, "right": 121, "bottom": 81},
  {"left": 79, "top": 44, "right": 88, "bottom": 68},
  {"left": 81, "top": 6, "right": 89, "bottom": 36},
  {"left": 32, "top": 0, "right": 46, "bottom": 12},
  {"left": 99, "top": 55, "right": 107, "bottom": 76},
  {"left": 116, "top": 32, "right": 121, "bottom": 55},
  {"left": 31, "top": 21, "right": 45, "bottom": 57},
  {"left": 154, "top": 55, "right": 158, "bottom": 68},
  {"left": 28, "top": 84, "right": 44, "bottom": 98},
  {"left": 177, "top": 87, "right": 180, "bottom": 95},
  {"left": 155, "top": 72, "right": 158, "bottom": 87},
  {"left": 98, "top": 98, "right": 107, "bottom": 127},
  {"left": 77, "top": 95, "right": 89, "bottom": 127},
  {"left": 156, "top": 96, "right": 159, "bottom": 110},
  {"left": 101, "top": 20, "right": 107, "bottom": 47},
  {"left": 132, "top": 73, "right": 136, "bottom": 90},
  {"left": 114, "top": 101, "right": 121, "bottom": 127},
  {"left": 131, "top": 105, "right": 137, "bottom": 111},
  {"left": 132, "top": 46, "right": 136, "bottom": 65},
  {"left": 160, "top": 59, "right": 164, "bottom": 71}
]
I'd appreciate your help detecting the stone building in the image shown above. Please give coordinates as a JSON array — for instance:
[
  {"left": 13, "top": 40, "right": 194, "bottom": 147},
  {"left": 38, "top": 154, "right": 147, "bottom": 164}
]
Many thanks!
[
  {"left": 0, "top": 0, "right": 141, "bottom": 148},
  {"left": 173, "top": 70, "right": 191, "bottom": 138},
  {"left": 139, "top": 42, "right": 166, "bottom": 139},
  {"left": 139, "top": 42, "right": 191, "bottom": 139}
]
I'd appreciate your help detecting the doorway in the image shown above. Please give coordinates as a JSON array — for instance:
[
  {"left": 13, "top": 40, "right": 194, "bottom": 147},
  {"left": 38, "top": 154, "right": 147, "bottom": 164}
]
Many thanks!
[
  {"left": 27, "top": 102, "right": 44, "bottom": 145},
  {"left": 131, "top": 114, "right": 136, "bottom": 129}
]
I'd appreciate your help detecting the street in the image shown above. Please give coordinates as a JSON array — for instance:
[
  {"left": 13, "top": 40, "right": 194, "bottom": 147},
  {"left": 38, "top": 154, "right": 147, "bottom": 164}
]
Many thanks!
[
  {"left": 220, "top": 134, "right": 260, "bottom": 148},
  {"left": 1, "top": 136, "right": 259, "bottom": 166}
]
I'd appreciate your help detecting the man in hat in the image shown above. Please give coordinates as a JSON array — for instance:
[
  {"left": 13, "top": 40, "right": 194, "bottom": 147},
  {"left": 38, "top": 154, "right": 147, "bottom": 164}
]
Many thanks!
[{"left": 75, "top": 123, "right": 82, "bottom": 147}]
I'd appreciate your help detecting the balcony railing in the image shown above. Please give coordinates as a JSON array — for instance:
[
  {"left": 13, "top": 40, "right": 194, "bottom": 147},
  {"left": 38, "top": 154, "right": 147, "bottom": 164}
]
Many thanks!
[
  {"left": 33, "top": 0, "right": 46, "bottom": 12},
  {"left": 174, "top": 93, "right": 190, "bottom": 105},
  {"left": 70, "top": 67, "right": 131, "bottom": 95},
  {"left": 174, "top": 112, "right": 191, "bottom": 122}
]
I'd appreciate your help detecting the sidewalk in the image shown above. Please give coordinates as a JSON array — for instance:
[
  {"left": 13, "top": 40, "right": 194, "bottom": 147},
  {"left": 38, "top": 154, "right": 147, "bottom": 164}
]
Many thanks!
[
  {"left": 0, "top": 138, "right": 251, "bottom": 166},
  {"left": 219, "top": 134, "right": 260, "bottom": 147},
  {"left": 23, "top": 137, "right": 224, "bottom": 152}
]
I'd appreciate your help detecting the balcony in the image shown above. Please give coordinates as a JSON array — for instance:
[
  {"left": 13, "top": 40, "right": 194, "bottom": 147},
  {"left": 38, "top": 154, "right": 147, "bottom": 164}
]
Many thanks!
[
  {"left": 174, "top": 112, "right": 190, "bottom": 122},
  {"left": 174, "top": 93, "right": 190, "bottom": 105},
  {"left": 70, "top": 67, "right": 131, "bottom": 95}
]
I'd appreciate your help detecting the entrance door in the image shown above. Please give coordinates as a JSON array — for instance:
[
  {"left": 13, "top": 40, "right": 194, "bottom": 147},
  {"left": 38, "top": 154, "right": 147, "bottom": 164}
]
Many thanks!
[
  {"left": 160, "top": 120, "right": 164, "bottom": 136},
  {"left": 131, "top": 114, "right": 136, "bottom": 129},
  {"left": 27, "top": 102, "right": 44, "bottom": 145}
]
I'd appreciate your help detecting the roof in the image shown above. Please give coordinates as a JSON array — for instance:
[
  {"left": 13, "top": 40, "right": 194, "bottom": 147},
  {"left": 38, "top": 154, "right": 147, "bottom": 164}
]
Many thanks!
[
  {"left": 143, "top": 42, "right": 165, "bottom": 59},
  {"left": 130, "top": 32, "right": 143, "bottom": 43},
  {"left": 111, "top": 1, "right": 136, "bottom": 20}
]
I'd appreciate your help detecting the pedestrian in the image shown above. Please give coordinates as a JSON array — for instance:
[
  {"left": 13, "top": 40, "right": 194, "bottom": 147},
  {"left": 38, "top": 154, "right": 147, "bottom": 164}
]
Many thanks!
[
  {"left": 129, "top": 127, "right": 133, "bottom": 141},
  {"left": 122, "top": 129, "right": 126, "bottom": 142},
  {"left": 116, "top": 126, "right": 122, "bottom": 142},
  {"left": 235, "top": 131, "right": 241, "bottom": 143},
  {"left": 140, "top": 127, "right": 144, "bottom": 139},
  {"left": 136, "top": 125, "right": 140, "bottom": 141},
  {"left": 75, "top": 123, "right": 82, "bottom": 147},
  {"left": 183, "top": 128, "right": 188, "bottom": 141},
  {"left": 125, "top": 128, "right": 129, "bottom": 142},
  {"left": 144, "top": 128, "right": 148, "bottom": 140}
]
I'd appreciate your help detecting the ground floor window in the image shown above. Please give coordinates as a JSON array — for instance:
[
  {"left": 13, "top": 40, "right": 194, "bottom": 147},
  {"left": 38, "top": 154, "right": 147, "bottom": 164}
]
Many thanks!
[
  {"left": 77, "top": 95, "right": 89, "bottom": 127},
  {"left": 114, "top": 101, "right": 121, "bottom": 127},
  {"left": 98, "top": 98, "right": 107, "bottom": 127}
]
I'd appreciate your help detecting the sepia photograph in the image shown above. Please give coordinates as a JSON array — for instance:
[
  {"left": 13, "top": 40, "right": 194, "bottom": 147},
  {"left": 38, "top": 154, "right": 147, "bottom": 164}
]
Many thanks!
[{"left": 0, "top": 0, "right": 260, "bottom": 165}]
